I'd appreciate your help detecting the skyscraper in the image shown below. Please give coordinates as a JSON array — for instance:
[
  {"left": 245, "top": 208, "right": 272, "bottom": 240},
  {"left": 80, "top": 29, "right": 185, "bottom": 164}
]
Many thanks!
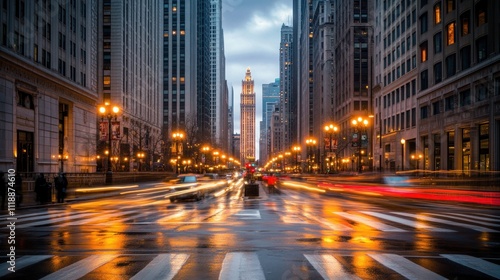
[
  {"left": 99, "top": 0, "right": 163, "bottom": 172},
  {"left": 260, "top": 78, "right": 280, "bottom": 162},
  {"left": 240, "top": 68, "right": 256, "bottom": 163},
  {"left": 279, "top": 24, "right": 294, "bottom": 152},
  {"left": 0, "top": 0, "right": 98, "bottom": 173}
]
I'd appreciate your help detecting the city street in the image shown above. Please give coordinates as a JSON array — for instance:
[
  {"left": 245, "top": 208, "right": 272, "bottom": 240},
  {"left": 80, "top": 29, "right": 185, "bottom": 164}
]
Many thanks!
[{"left": 1, "top": 178, "right": 500, "bottom": 279}]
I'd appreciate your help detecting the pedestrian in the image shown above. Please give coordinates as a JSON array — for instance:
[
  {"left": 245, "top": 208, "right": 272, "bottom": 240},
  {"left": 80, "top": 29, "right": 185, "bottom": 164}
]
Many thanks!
[
  {"left": 35, "top": 173, "right": 47, "bottom": 204},
  {"left": 55, "top": 172, "right": 68, "bottom": 203},
  {"left": 0, "top": 171, "right": 6, "bottom": 210}
]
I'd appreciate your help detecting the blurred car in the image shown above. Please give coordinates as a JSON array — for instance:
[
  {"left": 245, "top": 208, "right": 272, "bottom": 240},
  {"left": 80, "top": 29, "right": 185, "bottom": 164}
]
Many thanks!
[{"left": 169, "top": 174, "right": 205, "bottom": 202}]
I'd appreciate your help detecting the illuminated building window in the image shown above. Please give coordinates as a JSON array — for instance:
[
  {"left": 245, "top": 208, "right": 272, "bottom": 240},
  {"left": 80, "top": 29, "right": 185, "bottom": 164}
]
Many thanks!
[
  {"left": 447, "top": 22, "right": 455, "bottom": 45},
  {"left": 420, "top": 41, "right": 428, "bottom": 62},
  {"left": 434, "top": 3, "right": 441, "bottom": 24}
]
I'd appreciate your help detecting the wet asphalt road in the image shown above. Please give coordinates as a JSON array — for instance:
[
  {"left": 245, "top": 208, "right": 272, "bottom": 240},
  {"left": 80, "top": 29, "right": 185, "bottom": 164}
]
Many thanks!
[{"left": 1, "top": 178, "right": 499, "bottom": 279}]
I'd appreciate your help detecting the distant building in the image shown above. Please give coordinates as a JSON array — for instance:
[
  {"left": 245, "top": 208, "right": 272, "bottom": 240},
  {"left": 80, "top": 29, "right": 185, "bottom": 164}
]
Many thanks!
[
  {"left": 279, "top": 24, "right": 294, "bottom": 152},
  {"left": 260, "top": 78, "right": 280, "bottom": 163},
  {"left": 0, "top": 0, "right": 99, "bottom": 173},
  {"left": 240, "top": 68, "right": 256, "bottom": 163}
]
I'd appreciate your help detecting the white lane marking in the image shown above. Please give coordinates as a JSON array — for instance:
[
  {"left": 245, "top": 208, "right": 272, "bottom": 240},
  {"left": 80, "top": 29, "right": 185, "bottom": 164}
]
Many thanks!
[
  {"left": 433, "top": 213, "right": 500, "bottom": 227},
  {"left": 302, "top": 212, "right": 353, "bottom": 231},
  {"left": 441, "top": 254, "right": 500, "bottom": 279},
  {"left": 130, "top": 253, "right": 189, "bottom": 280},
  {"left": 234, "top": 210, "right": 261, "bottom": 219},
  {"left": 361, "top": 211, "right": 454, "bottom": 232},
  {"left": 219, "top": 252, "right": 265, "bottom": 280},
  {"left": 40, "top": 255, "right": 118, "bottom": 280},
  {"left": 0, "top": 211, "right": 60, "bottom": 219},
  {"left": 334, "top": 212, "right": 406, "bottom": 232},
  {"left": 304, "top": 254, "right": 361, "bottom": 280},
  {"left": 443, "top": 213, "right": 500, "bottom": 223},
  {"left": 57, "top": 210, "right": 137, "bottom": 226},
  {"left": 0, "top": 255, "right": 52, "bottom": 277},
  {"left": 368, "top": 253, "right": 447, "bottom": 280},
  {"left": 18, "top": 212, "right": 97, "bottom": 228},
  {"left": 393, "top": 212, "right": 498, "bottom": 232}
]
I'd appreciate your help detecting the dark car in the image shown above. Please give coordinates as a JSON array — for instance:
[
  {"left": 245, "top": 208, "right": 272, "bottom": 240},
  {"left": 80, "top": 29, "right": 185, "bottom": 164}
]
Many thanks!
[{"left": 169, "top": 174, "right": 205, "bottom": 202}]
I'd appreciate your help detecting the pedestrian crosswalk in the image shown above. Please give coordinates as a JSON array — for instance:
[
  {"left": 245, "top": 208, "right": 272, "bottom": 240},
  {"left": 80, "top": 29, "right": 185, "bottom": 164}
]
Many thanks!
[
  {"left": 1, "top": 252, "right": 499, "bottom": 279},
  {"left": 3, "top": 209, "right": 500, "bottom": 233}
]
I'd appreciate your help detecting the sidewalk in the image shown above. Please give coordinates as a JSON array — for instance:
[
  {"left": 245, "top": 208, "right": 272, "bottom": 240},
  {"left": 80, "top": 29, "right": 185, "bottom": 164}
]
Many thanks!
[{"left": 15, "top": 183, "right": 148, "bottom": 209}]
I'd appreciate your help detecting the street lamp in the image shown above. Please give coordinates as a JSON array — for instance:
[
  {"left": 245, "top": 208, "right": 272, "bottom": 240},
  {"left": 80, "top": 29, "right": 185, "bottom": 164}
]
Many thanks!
[
  {"left": 201, "top": 145, "right": 210, "bottom": 173},
  {"left": 305, "top": 137, "right": 317, "bottom": 173},
  {"left": 292, "top": 145, "right": 301, "bottom": 173},
  {"left": 351, "top": 117, "right": 369, "bottom": 174},
  {"left": 172, "top": 131, "right": 184, "bottom": 174},
  {"left": 324, "top": 123, "right": 338, "bottom": 174},
  {"left": 400, "top": 139, "right": 405, "bottom": 171},
  {"left": 137, "top": 152, "right": 145, "bottom": 171},
  {"left": 99, "top": 103, "right": 120, "bottom": 185}
]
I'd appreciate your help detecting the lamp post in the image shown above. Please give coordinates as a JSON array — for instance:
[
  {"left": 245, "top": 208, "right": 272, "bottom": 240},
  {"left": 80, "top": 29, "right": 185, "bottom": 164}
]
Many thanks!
[
  {"left": 99, "top": 103, "right": 120, "bottom": 185},
  {"left": 137, "top": 152, "right": 145, "bottom": 171},
  {"left": 292, "top": 145, "right": 301, "bottom": 173},
  {"left": 305, "top": 137, "right": 317, "bottom": 173},
  {"left": 351, "top": 117, "right": 369, "bottom": 174},
  {"left": 324, "top": 123, "right": 338, "bottom": 174},
  {"left": 172, "top": 131, "right": 184, "bottom": 174},
  {"left": 201, "top": 145, "right": 210, "bottom": 173},
  {"left": 400, "top": 139, "right": 405, "bottom": 171}
]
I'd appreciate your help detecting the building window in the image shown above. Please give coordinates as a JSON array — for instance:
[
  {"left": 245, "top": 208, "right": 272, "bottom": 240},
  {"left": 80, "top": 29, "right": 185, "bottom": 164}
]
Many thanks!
[
  {"left": 445, "top": 95, "right": 455, "bottom": 111},
  {"left": 447, "top": 22, "right": 455, "bottom": 45},
  {"left": 432, "top": 101, "right": 440, "bottom": 115},
  {"left": 103, "top": 75, "right": 111, "bottom": 89},
  {"left": 459, "top": 89, "right": 471, "bottom": 106},
  {"left": 476, "top": 84, "right": 487, "bottom": 102},
  {"left": 460, "top": 11, "right": 470, "bottom": 36},
  {"left": 434, "top": 32, "right": 442, "bottom": 53},
  {"left": 420, "top": 12, "right": 428, "bottom": 34},
  {"left": 17, "top": 91, "right": 34, "bottom": 109},
  {"left": 420, "top": 105, "right": 429, "bottom": 120},
  {"left": 420, "top": 70, "right": 428, "bottom": 90},
  {"left": 420, "top": 41, "right": 428, "bottom": 62},
  {"left": 460, "top": 45, "right": 471, "bottom": 70},
  {"left": 476, "top": 0, "right": 487, "bottom": 26},
  {"left": 447, "top": 131, "right": 454, "bottom": 170},
  {"left": 446, "top": 54, "right": 456, "bottom": 78},
  {"left": 434, "top": 62, "right": 442, "bottom": 83},
  {"left": 479, "top": 123, "right": 489, "bottom": 171},
  {"left": 434, "top": 3, "right": 441, "bottom": 24},
  {"left": 447, "top": 0, "right": 455, "bottom": 13},
  {"left": 476, "top": 36, "right": 488, "bottom": 62}
]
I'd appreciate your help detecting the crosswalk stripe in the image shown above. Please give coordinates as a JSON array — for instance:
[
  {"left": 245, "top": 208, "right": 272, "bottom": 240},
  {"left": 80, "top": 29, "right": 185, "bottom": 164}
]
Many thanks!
[
  {"left": 304, "top": 254, "right": 361, "bottom": 280},
  {"left": 57, "top": 210, "right": 137, "bottom": 226},
  {"left": 302, "top": 212, "right": 353, "bottom": 231},
  {"left": 130, "top": 253, "right": 189, "bottom": 280},
  {"left": 368, "top": 253, "right": 447, "bottom": 280},
  {"left": 0, "top": 255, "right": 52, "bottom": 277},
  {"left": 445, "top": 213, "right": 500, "bottom": 223},
  {"left": 219, "top": 252, "right": 265, "bottom": 280},
  {"left": 393, "top": 212, "right": 498, "bottom": 232},
  {"left": 40, "top": 255, "right": 118, "bottom": 280},
  {"left": 432, "top": 213, "right": 500, "bottom": 227},
  {"left": 18, "top": 212, "right": 97, "bottom": 228},
  {"left": 96, "top": 211, "right": 153, "bottom": 225},
  {"left": 334, "top": 212, "right": 406, "bottom": 232},
  {"left": 441, "top": 254, "right": 500, "bottom": 279},
  {"left": 16, "top": 211, "right": 74, "bottom": 223},
  {"left": 234, "top": 210, "right": 261, "bottom": 219},
  {"left": 360, "top": 211, "right": 454, "bottom": 232}
]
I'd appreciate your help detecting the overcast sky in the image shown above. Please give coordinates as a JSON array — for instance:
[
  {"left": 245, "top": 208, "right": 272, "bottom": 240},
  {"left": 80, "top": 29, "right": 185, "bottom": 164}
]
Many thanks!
[{"left": 222, "top": 0, "right": 293, "bottom": 157}]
